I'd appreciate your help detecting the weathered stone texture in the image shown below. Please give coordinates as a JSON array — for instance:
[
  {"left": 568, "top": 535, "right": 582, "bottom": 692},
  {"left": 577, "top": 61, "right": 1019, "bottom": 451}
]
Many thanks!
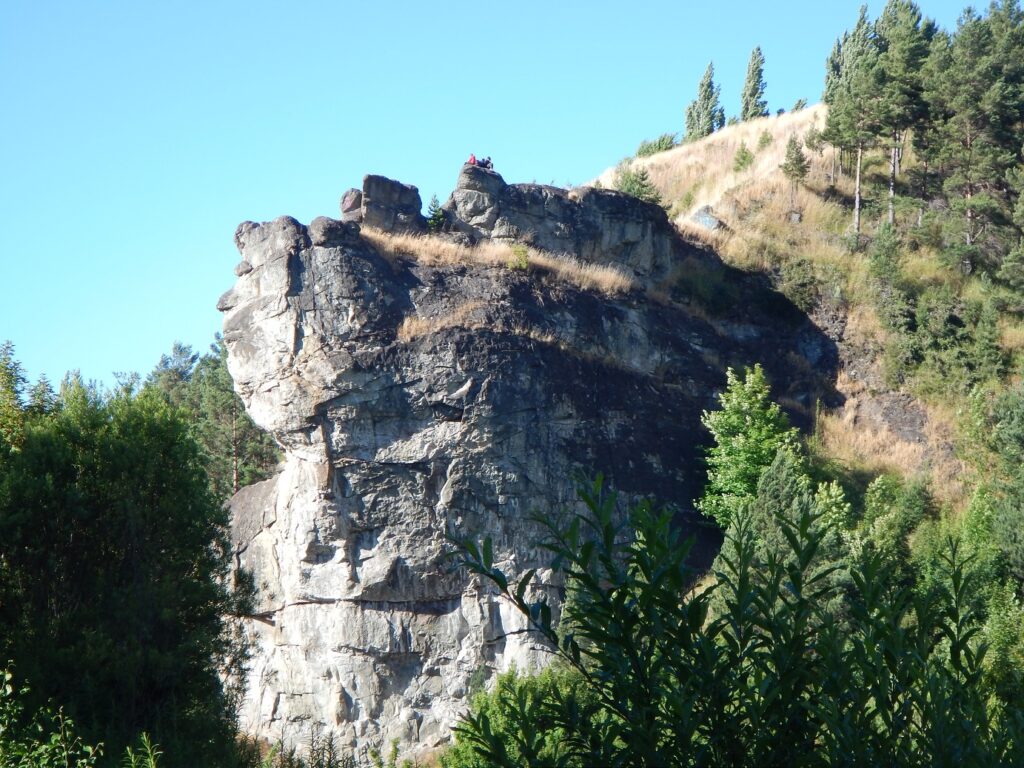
[{"left": 221, "top": 174, "right": 838, "bottom": 757}]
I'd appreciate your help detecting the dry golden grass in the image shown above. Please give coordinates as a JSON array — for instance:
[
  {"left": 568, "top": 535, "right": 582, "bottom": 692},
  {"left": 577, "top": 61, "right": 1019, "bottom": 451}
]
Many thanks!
[
  {"left": 844, "top": 303, "right": 886, "bottom": 347},
  {"left": 595, "top": 105, "right": 830, "bottom": 218},
  {"left": 361, "top": 228, "right": 635, "bottom": 295},
  {"left": 815, "top": 407, "right": 927, "bottom": 478},
  {"left": 999, "top": 318, "right": 1024, "bottom": 354},
  {"left": 815, "top": 374, "right": 970, "bottom": 509},
  {"left": 396, "top": 300, "right": 485, "bottom": 342}
]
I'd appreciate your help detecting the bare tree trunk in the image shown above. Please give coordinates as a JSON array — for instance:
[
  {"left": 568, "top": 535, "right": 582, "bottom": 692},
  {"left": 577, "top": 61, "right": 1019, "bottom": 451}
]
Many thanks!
[
  {"left": 854, "top": 143, "right": 863, "bottom": 238},
  {"left": 889, "top": 142, "right": 897, "bottom": 226}
]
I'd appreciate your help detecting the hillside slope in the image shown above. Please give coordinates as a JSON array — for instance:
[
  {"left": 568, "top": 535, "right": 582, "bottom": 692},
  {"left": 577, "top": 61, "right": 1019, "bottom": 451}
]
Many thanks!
[{"left": 600, "top": 107, "right": 970, "bottom": 505}]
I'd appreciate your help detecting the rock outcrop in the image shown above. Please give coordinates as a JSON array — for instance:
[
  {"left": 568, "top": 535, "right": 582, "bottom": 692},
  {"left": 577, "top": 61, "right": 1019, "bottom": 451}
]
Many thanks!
[
  {"left": 220, "top": 170, "right": 838, "bottom": 757},
  {"left": 445, "top": 164, "right": 678, "bottom": 283}
]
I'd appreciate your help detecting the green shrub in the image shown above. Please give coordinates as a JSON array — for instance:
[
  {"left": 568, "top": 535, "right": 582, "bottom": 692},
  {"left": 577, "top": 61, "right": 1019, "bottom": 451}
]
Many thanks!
[
  {"left": 757, "top": 129, "right": 773, "bottom": 150},
  {"left": 779, "top": 257, "right": 819, "bottom": 311},
  {"left": 452, "top": 477, "right": 1021, "bottom": 766},
  {"left": 442, "top": 667, "right": 598, "bottom": 768},
  {"left": 635, "top": 133, "right": 677, "bottom": 158},
  {"left": 0, "top": 668, "right": 102, "bottom": 767},
  {"left": 733, "top": 141, "right": 754, "bottom": 172},
  {"left": 507, "top": 245, "right": 529, "bottom": 271}
]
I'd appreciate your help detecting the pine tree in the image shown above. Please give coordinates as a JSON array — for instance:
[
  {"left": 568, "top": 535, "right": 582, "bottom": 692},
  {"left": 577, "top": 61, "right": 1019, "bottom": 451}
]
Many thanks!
[
  {"left": 26, "top": 374, "right": 57, "bottom": 416},
  {"left": 923, "top": 5, "right": 1024, "bottom": 273},
  {"left": 0, "top": 340, "right": 26, "bottom": 450},
  {"left": 614, "top": 163, "right": 662, "bottom": 205},
  {"left": 427, "top": 194, "right": 445, "bottom": 233},
  {"left": 823, "top": 5, "right": 883, "bottom": 237},
  {"left": 740, "top": 47, "right": 768, "bottom": 121},
  {"left": 685, "top": 62, "right": 725, "bottom": 141},
  {"left": 874, "top": 0, "right": 929, "bottom": 225},
  {"left": 191, "top": 336, "right": 279, "bottom": 499},
  {"left": 781, "top": 136, "right": 810, "bottom": 207}
]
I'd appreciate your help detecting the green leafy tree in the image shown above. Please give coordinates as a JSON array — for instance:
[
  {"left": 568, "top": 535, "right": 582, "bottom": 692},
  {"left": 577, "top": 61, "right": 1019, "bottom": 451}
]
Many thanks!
[
  {"left": 0, "top": 375, "right": 250, "bottom": 767},
  {"left": 740, "top": 47, "right": 768, "bottom": 121},
  {"left": 684, "top": 62, "right": 725, "bottom": 141},
  {"left": 780, "top": 135, "right": 809, "bottom": 207},
  {"left": 697, "top": 365, "right": 798, "bottom": 528}
]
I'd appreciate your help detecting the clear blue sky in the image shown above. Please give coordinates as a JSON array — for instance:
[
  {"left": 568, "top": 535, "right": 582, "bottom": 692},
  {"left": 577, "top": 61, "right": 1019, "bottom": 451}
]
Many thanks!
[{"left": 1, "top": 1, "right": 969, "bottom": 389}]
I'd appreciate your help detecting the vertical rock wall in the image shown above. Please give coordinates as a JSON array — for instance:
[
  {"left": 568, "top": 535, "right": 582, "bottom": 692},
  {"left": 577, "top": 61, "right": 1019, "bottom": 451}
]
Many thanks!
[{"left": 219, "top": 174, "right": 837, "bottom": 757}]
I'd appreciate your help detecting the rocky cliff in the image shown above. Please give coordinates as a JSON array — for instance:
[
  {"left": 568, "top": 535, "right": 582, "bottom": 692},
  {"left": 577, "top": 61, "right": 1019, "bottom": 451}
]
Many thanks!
[{"left": 219, "top": 166, "right": 838, "bottom": 756}]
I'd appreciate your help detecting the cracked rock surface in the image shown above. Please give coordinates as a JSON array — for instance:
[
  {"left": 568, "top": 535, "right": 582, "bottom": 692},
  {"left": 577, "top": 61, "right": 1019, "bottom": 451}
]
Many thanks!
[{"left": 220, "top": 175, "right": 839, "bottom": 757}]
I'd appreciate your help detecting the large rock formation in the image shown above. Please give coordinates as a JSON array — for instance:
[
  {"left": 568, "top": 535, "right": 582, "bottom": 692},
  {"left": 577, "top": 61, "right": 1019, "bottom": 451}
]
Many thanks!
[{"left": 219, "top": 168, "right": 838, "bottom": 757}]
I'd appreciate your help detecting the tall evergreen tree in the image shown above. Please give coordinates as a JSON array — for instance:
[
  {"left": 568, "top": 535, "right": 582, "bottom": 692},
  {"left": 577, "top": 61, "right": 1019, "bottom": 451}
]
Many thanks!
[
  {"left": 190, "top": 336, "right": 280, "bottom": 499},
  {"left": 147, "top": 337, "right": 280, "bottom": 501},
  {"left": 874, "top": 0, "right": 930, "bottom": 226},
  {"left": 685, "top": 62, "right": 725, "bottom": 141},
  {"left": 923, "top": 5, "right": 1024, "bottom": 272},
  {"left": 823, "top": 5, "right": 883, "bottom": 236},
  {"left": 741, "top": 46, "right": 769, "bottom": 121},
  {"left": 0, "top": 341, "right": 26, "bottom": 450}
]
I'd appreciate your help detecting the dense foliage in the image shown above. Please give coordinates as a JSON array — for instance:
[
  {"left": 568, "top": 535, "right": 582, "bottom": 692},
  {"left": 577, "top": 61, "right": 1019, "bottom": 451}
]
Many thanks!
[
  {"left": 613, "top": 164, "right": 663, "bottom": 206},
  {"left": 0, "top": 348, "right": 251, "bottom": 766},
  {"left": 684, "top": 62, "right": 725, "bottom": 141},
  {"left": 449, "top": 360, "right": 1024, "bottom": 764},
  {"left": 145, "top": 337, "right": 280, "bottom": 502}
]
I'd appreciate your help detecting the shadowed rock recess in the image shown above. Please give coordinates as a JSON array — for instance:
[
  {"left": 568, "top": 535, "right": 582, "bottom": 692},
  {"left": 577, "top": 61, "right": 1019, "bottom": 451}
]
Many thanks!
[{"left": 219, "top": 166, "right": 839, "bottom": 756}]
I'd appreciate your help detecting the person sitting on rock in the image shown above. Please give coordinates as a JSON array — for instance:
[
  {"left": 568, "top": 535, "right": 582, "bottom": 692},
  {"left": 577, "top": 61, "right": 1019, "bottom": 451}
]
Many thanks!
[
  {"left": 479, "top": 156, "right": 493, "bottom": 170},
  {"left": 467, "top": 153, "right": 477, "bottom": 166}
]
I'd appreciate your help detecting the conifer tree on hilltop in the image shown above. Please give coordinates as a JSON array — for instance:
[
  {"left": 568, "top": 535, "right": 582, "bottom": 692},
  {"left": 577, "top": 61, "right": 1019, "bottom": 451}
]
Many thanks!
[
  {"left": 921, "top": 5, "right": 1024, "bottom": 273},
  {"left": 741, "top": 46, "right": 769, "bottom": 121},
  {"left": 685, "top": 62, "right": 725, "bottom": 141}
]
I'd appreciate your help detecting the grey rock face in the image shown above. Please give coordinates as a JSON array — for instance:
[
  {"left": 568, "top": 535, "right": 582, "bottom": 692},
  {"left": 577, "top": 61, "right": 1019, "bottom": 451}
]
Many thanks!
[
  {"left": 340, "top": 188, "right": 363, "bottom": 223},
  {"left": 360, "top": 174, "right": 426, "bottom": 232},
  {"left": 222, "top": 176, "right": 838, "bottom": 758},
  {"left": 691, "top": 205, "right": 725, "bottom": 231},
  {"left": 444, "top": 164, "right": 680, "bottom": 283}
]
